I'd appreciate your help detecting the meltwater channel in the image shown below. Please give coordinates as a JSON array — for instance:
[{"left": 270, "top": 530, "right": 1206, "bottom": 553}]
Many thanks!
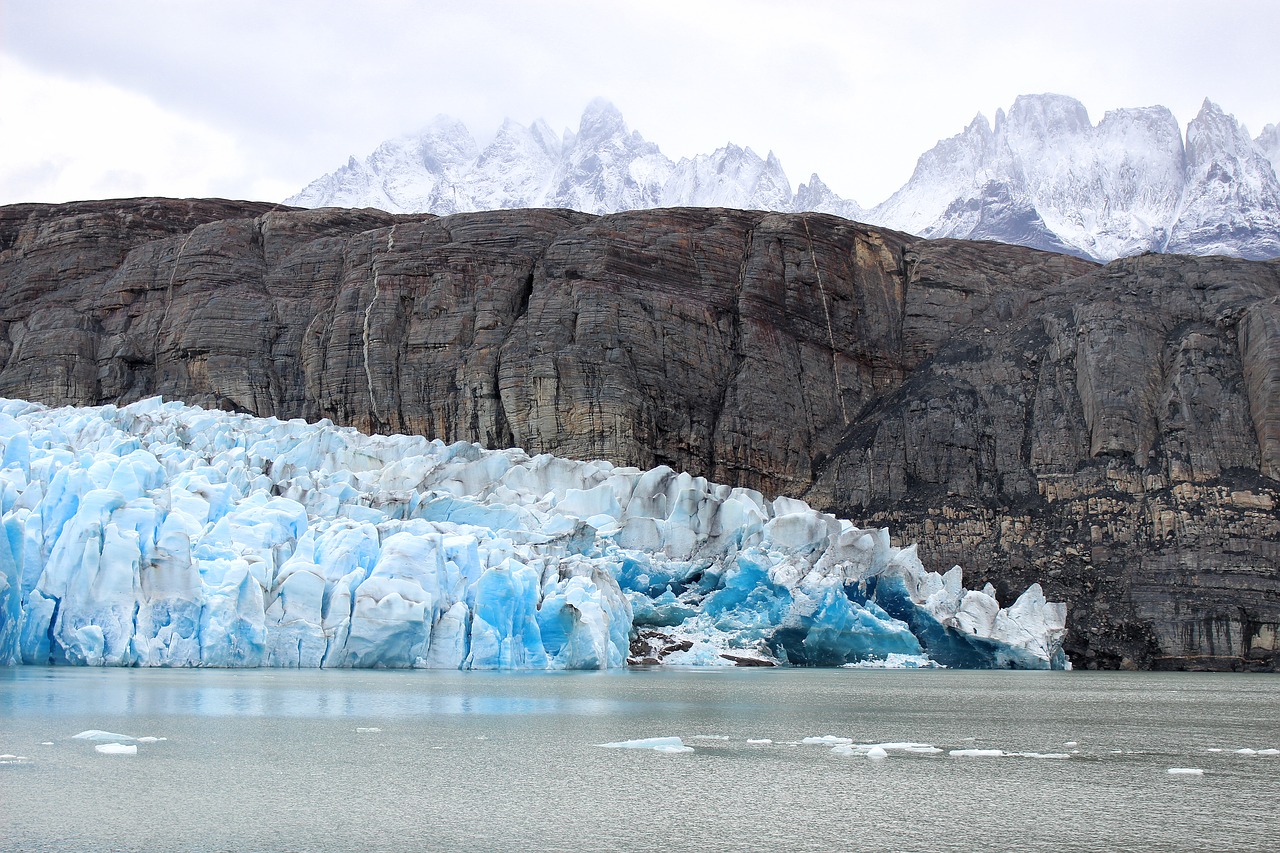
[{"left": 2, "top": 667, "right": 1278, "bottom": 852}]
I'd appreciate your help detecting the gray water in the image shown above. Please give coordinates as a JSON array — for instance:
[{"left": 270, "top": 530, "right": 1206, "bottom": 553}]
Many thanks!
[{"left": 1, "top": 667, "right": 1277, "bottom": 852}]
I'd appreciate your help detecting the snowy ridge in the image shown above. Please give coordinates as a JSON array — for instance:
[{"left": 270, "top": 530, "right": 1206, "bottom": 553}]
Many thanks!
[
  {"left": 873, "top": 95, "right": 1280, "bottom": 260},
  {"left": 289, "top": 96, "right": 1280, "bottom": 262},
  {"left": 0, "top": 399, "right": 1068, "bottom": 670},
  {"left": 288, "top": 98, "right": 856, "bottom": 217}
]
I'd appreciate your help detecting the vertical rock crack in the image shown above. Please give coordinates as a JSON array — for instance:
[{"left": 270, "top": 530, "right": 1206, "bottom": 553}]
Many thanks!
[{"left": 803, "top": 216, "right": 849, "bottom": 425}]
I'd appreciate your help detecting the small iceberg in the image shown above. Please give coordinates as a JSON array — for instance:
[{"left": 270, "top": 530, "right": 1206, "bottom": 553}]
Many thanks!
[
  {"left": 95, "top": 743, "right": 137, "bottom": 755},
  {"left": 599, "top": 737, "right": 693, "bottom": 753},
  {"left": 868, "top": 742, "right": 942, "bottom": 754},
  {"left": 832, "top": 742, "right": 942, "bottom": 757},
  {"left": 949, "top": 748, "right": 1006, "bottom": 757},
  {"left": 73, "top": 730, "right": 135, "bottom": 743},
  {"left": 842, "top": 654, "right": 943, "bottom": 669},
  {"left": 1167, "top": 768, "right": 1204, "bottom": 775}
]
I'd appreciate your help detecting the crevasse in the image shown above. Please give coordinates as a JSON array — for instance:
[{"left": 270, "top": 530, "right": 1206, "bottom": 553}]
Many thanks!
[{"left": 0, "top": 398, "right": 1069, "bottom": 670}]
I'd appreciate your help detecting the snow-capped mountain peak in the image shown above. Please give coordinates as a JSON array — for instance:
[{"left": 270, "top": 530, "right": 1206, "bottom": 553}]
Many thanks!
[
  {"left": 287, "top": 95, "right": 1280, "bottom": 262},
  {"left": 1167, "top": 99, "right": 1280, "bottom": 257},
  {"left": 660, "top": 143, "right": 793, "bottom": 210},
  {"left": 793, "top": 172, "right": 864, "bottom": 221},
  {"left": 1257, "top": 123, "right": 1280, "bottom": 177},
  {"left": 871, "top": 93, "right": 1280, "bottom": 261},
  {"left": 288, "top": 100, "right": 825, "bottom": 218}
]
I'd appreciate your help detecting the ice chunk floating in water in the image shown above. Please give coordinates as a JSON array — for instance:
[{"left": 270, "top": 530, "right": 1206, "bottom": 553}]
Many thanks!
[
  {"left": 72, "top": 730, "right": 135, "bottom": 743},
  {"left": 0, "top": 399, "right": 1069, "bottom": 670},
  {"left": 599, "top": 737, "right": 694, "bottom": 753}
]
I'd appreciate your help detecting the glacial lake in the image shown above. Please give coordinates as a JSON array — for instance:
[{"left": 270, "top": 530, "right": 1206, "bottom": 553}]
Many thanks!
[{"left": 1, "top": 667, "right": 1277, "bottom": 852}]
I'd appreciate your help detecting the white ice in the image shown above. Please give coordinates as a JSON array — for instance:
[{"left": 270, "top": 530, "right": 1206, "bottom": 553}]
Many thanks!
[
  {"left": 598, "top": 737, "right": 693, "bottom": 753},
  {"left": 841, "top": 653, "right": 942, "bottom": 669},
  {"left": 0, "top": 398, "right": 1070, "bottom": 670},
  {"left": 94, "top": 743, "right": 137, "bottom": 755},
  {"left": 73, "top": 730, "right": 135, "bottom": 742},
  {"left": 1166, "top": 768, "right": 1204, "bottom": 775},
  {"left": 832, "top": 742, "right": 942, "bottom": 756}
]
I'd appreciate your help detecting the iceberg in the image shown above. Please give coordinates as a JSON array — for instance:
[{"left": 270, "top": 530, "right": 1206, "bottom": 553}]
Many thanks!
[
  {"left": 0, "top": 398, "right": 1069, "bottom": 670},
  {"left": 72, "top": 730, "right": 136, "bottom": 742},
  {"left": 598, "top": 736, "right": 694, "bottom": 753}
]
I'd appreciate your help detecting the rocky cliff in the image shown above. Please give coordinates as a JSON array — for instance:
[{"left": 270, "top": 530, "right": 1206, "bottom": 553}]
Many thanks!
[{"left": 1, "top": 198, "right": 1277, "bottom": 670}]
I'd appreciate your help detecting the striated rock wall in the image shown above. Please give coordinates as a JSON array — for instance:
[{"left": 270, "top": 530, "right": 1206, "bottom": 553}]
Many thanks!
[
  {"left": 1, "top": 198, "right": 1277, "bottom": 669},
  {"left": 809, "top": 252, "right": 1280, "bottom": 670}
]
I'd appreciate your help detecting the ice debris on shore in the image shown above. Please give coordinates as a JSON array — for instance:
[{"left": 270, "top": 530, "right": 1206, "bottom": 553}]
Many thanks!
[{"left": 0, "top": 398, "right": 1068, "bottom": 670}]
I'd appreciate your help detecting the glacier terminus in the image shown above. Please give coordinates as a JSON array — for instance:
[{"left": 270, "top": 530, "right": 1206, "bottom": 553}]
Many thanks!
[{"left": 0, "top": 399, "right": 1068, "bottom": 670}]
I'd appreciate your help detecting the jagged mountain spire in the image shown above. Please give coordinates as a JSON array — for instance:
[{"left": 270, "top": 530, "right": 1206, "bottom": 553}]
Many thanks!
[
  {"left": 287, "top": 95, "right": 1280, "bottom": 262},
  {"left": 287, "top": 100, "right": 839, "bottom": 217}
]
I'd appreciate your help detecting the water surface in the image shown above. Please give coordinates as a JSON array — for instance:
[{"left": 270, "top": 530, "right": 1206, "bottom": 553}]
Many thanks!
[{"left": 1, "top": 667, "right": 1277, "bottom": 851}]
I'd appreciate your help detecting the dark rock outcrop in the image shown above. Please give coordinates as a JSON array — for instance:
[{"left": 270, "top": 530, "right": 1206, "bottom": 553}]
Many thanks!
[{"left": 1, "top": 198, "right": 1277, "bottom": 670}]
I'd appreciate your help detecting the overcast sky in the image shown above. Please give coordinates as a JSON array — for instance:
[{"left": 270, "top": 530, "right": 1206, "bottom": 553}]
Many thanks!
[{"left": 3, "top": 0, "right": 1278, "bottom": 208}]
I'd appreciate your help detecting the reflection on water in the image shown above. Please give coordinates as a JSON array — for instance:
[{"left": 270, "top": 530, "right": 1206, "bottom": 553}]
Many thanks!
[
  {"left": 1, "top": 669, "right": 641, "bottom": 718},
  {"left": 1, "top": 667, "right": 1278, "bottom": 852}
]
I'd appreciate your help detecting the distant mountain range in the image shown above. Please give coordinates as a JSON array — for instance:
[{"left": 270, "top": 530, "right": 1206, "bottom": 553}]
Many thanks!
[{"left": 287, "top": 95, "right": 1280, "bottom": 262}]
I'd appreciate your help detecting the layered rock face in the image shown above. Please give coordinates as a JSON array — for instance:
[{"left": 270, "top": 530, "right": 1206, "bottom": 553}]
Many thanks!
[{"left": 1, "top": 198, "right": 1277, "bottom": 670}]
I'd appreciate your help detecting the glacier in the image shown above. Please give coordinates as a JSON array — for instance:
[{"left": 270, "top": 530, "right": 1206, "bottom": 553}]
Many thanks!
[{"left": 0, "top": 398, "right": 1068, "bottom": 670}]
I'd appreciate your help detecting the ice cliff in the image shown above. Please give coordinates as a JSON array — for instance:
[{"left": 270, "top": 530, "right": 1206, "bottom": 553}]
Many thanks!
[{"left": 0, "top": 399, "right": 1068, "bottom": 670}]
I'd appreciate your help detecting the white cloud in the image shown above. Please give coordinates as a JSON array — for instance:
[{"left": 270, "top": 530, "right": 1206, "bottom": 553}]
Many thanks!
[
  {"left": 2, "top": 0, "right": 1279, "bottom": 207},
  {"left": 0, "top": 56, "right": 293, "bottom": 204}
]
